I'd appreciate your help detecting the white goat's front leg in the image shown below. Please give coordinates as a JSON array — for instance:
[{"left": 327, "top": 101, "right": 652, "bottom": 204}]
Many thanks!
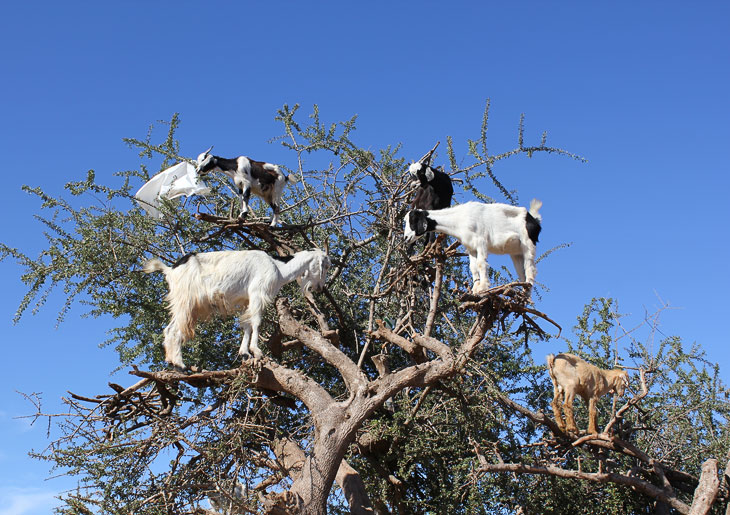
[
  {"left": 163, "top": 324, "right": 187, "bottom": 370},
  {"left": 475, "top": 246, "right": 490, "bottom": 292}
]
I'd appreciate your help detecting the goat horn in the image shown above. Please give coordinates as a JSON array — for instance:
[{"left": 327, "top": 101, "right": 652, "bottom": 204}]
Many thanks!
[
  {"left": 418, "top": 141, "right": 440, "bottom": 166},
  {"left": 203, "top": 145, "right": 214, "bottom": 155}
]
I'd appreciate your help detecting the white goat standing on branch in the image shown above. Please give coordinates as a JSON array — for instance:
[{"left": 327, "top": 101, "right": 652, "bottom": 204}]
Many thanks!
[
  {"left": 144, "top": 249, "right": 330, "bottom": 370},
  {"left": 403, "top": 199, "right": 542, "bottom": 294},
  {"left": 547, "top": 353, "right": 629, "bottom": 435}
]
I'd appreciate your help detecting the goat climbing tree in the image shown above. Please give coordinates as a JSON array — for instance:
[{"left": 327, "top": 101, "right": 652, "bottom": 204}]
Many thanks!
[{"left": 3, "top": 104, "right": 729, "bottom": 514}]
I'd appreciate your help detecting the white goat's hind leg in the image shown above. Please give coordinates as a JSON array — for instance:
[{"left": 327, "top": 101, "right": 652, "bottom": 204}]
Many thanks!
[
  {"left": 238, "top": 320, "right": 252, "bottom": 360},
  {"left": 468, "top": 253, "right": 480, "bottom": 293},
  {"left": 245, "top": 296, "right": 266, "bottom": 359},
  {"left": 163, "top": 325, "right": 187, "bottom": 370},
  {"left": 522, "top": 244, "right": 537, "bottom": 285},
  {"left": 510, "top": 254, "right": 526, "bottom": 283},
  {"left": 248, "top": 318, "right": 263, "bottom": 359},
  {"left": 476, "top": 247, "right": 490, "bottom": 292}
]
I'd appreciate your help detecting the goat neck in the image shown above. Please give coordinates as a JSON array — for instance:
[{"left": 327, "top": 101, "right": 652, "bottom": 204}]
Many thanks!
[
  {"left": 275, "top": 250, "right": 315, "bottom": 284},
  {"left": 420, "top": 207, "right": 462, "bottom": 239}
]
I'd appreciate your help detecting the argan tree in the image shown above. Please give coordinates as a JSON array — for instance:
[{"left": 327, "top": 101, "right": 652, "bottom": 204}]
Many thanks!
[{"left": 4, "top": 103, "right": 729, "bottom": 514}]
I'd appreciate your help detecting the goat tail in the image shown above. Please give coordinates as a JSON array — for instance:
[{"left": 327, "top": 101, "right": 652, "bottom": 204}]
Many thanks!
[
  {"left": 264, "top": 162, "right": 298, "bottom": 184},
  {"left": 546, "top": 353, "right": 556, "bottom": 379},
  {"left": 529, "top": 198, "right": 543, "bottom": 222},
  {"left": 143, "top": 259, "right": 169, "bottom": 275}
]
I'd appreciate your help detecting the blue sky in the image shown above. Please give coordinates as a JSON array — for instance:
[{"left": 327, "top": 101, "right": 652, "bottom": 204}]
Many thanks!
[{"left": 1, "top": 2, "right": 728, "bottom": 512}]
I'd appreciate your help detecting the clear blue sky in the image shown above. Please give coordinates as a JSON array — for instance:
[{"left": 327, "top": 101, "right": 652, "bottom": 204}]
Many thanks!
[{"left": 1, "top": 2, "right": 728, "bottom": 513}]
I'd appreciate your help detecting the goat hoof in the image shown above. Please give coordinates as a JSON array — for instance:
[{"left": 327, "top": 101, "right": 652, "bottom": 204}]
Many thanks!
[{"left": 171, "top": 364, "right": 190, "bottom": 374}]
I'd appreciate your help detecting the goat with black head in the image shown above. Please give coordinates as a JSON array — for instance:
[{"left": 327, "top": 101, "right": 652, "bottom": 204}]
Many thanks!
[
  {"left": 404, "top": 199, "right": 542, "bottom": 295},
  {"left": 407, "top": 142, "right": 454, "bottom": 248},
  {"left": 408, "top": 141, "right": 454, "bottom": 212},
  {"left": 195, "top": 146, "right": 298, "bottom": 226}
]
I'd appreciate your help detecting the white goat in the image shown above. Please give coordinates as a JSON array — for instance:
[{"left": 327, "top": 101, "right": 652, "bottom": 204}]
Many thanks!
[
  {"left": 195, "top": 146, "right": 298, "bottom": 226},
  {"left": 403, "top": 200, "right": 543, "bottom": 293},
  {"left": 547, "top": 353, "right": 629, "bottom": 435},
  {"left": 144, "top": 249, "right": 330, "bottom": 369}
]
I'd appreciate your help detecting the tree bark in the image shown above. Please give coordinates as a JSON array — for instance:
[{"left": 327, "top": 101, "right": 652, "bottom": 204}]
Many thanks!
[
  {"left": 689, "top": 459, "right": 719, "bottom": 515},
  {"left": 335, "top": 459, "right": 375, "bottom": 514},
  {"left": 270, "top": 437, "right": 374, "bottom": 514}
]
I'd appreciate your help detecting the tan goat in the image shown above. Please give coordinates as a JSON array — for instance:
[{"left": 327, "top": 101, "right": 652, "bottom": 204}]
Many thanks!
[{"left": 547, "top": 353, "right": 629, "bottom": 435}]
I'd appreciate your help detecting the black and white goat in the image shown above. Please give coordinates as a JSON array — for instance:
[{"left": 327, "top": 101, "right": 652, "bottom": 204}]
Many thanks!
[
  {"left": 144, "top": 249, "right": 330, "bottom": 369},
  {"left": 195, "top": 147, "right": 298, "bottom": 226},
  {"left": 408, "top": 161, "right": 454, "bottom": 212},
  {"left": 403, "top": 200, "right": 542, "bottom": 293}
]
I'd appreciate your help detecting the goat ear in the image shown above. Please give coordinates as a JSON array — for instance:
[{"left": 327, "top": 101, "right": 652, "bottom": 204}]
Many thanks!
[{"left": 425, "top": 167, "right": 434, "bottom": 182}]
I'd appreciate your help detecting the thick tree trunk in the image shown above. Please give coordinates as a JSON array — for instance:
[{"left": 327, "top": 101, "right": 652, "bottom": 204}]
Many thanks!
[
  {"left": 688, "top": 459, "right": 719, "bottom": 515},
  {"left": 287, "top": 413, "right": 354, "bottom": 513},
  {"left": 269, "top": 429, "right": 374, "bottom": 514}
]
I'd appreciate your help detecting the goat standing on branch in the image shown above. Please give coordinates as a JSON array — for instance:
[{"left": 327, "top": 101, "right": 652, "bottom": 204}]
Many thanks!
[
  {"left": 144, "top": 249, "right": 330, "bottom": 370},
  {"left": 403, "top": 199, "right": 542, "bottom": 294},
  {"left": 407, "top": 142, "right": 454, "bottom": 249},
  {"left": 547, "top": 353, "right": 630, "bottom": 435},
  {"left": 195, "top": 146, "right": 298, "bottom": 226}
]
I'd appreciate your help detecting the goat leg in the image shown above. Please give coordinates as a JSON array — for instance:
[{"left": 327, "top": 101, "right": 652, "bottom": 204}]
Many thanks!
[
  {"left": 551, "top": 394, "right": 566, "bottom": 432},
  {"left": 587, "top": 398, "right": 599, "bottom": 434},
  {"left": 562, "top": 395, "right": 580, "bottom": 434},
  {"left": 238, "top": 187, "right": 252, "bottom": 219}
]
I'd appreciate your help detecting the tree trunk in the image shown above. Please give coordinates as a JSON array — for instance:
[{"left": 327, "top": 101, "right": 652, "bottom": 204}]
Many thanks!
[
  {"left": 269, "top": 425, "right": 374, "bottom": 514},
  {"left": 689, "top": 459, "right": 719, "bottom": 515}
]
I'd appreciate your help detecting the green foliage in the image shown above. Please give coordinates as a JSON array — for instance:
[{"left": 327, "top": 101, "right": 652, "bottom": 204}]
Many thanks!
[{"left": 4, "top": 105, "right": 728, "bottom": 514}]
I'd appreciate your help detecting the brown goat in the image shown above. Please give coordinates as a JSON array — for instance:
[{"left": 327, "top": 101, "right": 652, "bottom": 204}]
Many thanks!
[{"left": 547, "top": 353, "right": 629, "bottom": 435}]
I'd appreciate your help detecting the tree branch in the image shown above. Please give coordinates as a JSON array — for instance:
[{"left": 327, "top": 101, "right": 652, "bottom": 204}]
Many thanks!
[
  {"left": 476, "top": 462, "right": 690, "bottom": 514},
  {"left": 688, "top": 459, "right": 719, "bottom": 515},
  {"left": 276, "top": 298, "right": 368, "bottom": 394}
]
